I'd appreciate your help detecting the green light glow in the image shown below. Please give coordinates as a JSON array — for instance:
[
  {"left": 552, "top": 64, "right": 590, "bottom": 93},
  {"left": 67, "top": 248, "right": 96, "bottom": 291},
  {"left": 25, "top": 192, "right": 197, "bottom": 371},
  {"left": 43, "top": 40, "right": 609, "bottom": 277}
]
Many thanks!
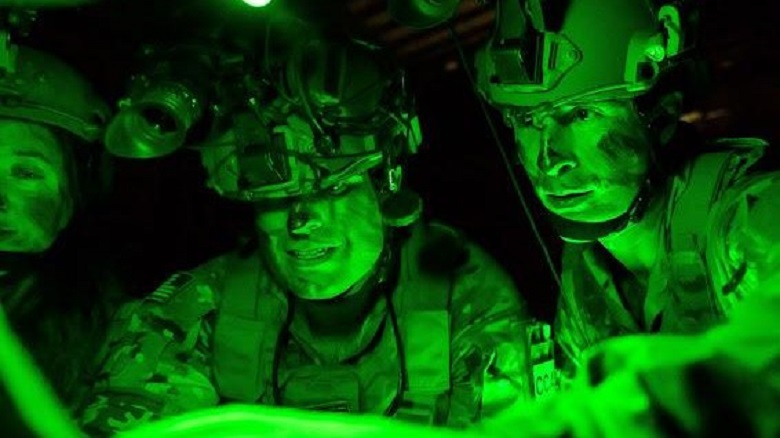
[{"left": 242, "top": 0, "right": 272, "bottom": 7}]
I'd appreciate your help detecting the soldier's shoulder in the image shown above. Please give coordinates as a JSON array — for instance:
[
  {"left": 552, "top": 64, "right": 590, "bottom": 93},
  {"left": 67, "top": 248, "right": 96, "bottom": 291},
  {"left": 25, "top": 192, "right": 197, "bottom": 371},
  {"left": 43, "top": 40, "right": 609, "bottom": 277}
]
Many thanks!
[
  {"left": 721, "top": 168, "right": 780, "bottom": 202},
  {"left": 709, "top": 136, "right": 770, "bottom": 150},
  {"left": 674, "top": 139, "right": 777, "bottom": 240},
  {"left": 416, "top": 222, "right": 521, "bottom": 306},
  {"left": 407, "top": 221, "right": 470, "bottom": 274},
  {"left": 404, "top": 221, "right": 505, "bottom": 276},
  {"left": 710, "top": 166, "right": 780, "bottom": 234},
  {"left": 138, "top": 253, "right": 239, "bottom": 318},
  {"left": 685, "top": 137, "right": 768, "bottom": 188}
]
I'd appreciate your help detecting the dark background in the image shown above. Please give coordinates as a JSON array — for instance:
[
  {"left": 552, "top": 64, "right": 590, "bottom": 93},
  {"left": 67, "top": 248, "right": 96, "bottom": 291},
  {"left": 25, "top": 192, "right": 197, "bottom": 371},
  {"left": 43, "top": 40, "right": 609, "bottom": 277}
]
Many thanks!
[{"left": 15, "top": 0, "right": 780, "bottom": 321}]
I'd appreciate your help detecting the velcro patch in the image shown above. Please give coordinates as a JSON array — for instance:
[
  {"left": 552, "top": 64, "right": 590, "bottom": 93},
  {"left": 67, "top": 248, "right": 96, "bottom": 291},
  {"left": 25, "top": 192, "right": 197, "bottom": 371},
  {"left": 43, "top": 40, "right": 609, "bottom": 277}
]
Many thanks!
[{"left": 147, "top": 273, "right": 195, "bottom": 304}]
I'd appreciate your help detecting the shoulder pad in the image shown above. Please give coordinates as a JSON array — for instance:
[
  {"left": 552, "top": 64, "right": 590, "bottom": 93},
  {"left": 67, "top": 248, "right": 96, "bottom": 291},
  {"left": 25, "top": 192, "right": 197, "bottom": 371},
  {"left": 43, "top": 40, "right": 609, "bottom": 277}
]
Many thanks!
[
  {"left": 143, "top": 256, "right": 226, "bottom": 314},
  {"left": 146, "top": 254, "right": 234, "bottom": 305},
  {"left": 142, "top": 265, "right": 220, "bottom": 328},
  {"left": 146, "top": 272, "right": 197, "bottom": 305},
  {"left": 710, "top": 137, "right": 769, "bottom": 149},
  {"left": 415, "top": 222, "right": 470, "bottom": 275},
  {"left": 710, "top": 139, "right": 767, "bottom": 168}
]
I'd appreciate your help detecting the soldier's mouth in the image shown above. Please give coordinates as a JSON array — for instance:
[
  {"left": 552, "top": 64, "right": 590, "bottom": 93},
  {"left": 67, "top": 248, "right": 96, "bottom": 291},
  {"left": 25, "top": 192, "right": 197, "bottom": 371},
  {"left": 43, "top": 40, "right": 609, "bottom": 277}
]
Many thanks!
[
  {"left": 544, "top": 191, "right": 593, "bottom": 210},
  {"left": 286, "top": 247, "right": 338, "bottom": 264}
]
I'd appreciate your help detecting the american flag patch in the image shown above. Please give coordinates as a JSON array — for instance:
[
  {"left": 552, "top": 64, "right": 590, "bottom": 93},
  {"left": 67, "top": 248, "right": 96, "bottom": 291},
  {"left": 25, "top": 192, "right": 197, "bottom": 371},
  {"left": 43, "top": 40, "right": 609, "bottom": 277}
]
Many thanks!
[{"left": 147, "top": 272, "right": 195, "bottom": 304}]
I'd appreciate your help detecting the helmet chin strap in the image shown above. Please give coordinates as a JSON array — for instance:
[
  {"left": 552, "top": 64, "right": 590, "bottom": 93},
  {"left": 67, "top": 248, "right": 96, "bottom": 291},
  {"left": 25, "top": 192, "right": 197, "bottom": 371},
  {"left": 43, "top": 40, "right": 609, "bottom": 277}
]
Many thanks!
[{"left": 550, "top": 179, "right": 654, "bottom": 243}]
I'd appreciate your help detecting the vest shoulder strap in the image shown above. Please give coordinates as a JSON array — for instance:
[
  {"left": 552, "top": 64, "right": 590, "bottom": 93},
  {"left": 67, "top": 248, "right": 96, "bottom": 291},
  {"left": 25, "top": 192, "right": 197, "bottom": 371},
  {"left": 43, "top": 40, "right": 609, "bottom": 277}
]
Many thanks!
[
  {"left": 667, "top": 140, "right": 767, "bottom": 315},
  {"left": 211, "top": 224, "right": 461, "bottom": 422},
  {"left": 143, "top": 269, "right": 217, "bottom": 332},
  {"left": 212, "top": 253, "right": 287, "bottom": 402},
  {"left": 670, "top": 139, "right": 766, "bottom": 243},
  {"left": 393, "top": 223, "right": 460, "bottom": 423}
]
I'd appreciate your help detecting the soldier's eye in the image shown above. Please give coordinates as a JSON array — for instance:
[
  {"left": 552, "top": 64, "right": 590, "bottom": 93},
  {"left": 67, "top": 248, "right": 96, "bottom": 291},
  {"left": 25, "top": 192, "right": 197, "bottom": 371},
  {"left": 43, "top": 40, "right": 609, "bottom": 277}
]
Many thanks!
[
  {"left": 12, "top": 165, "right": 45, "bottom": 180},
  {"left": 326, "top": 181, "right": 357, "bottom": 196},
  {"left": 519, "top": 114, "right": 535, "bottom": 128},
  {"left": 329, "top": 182, "right": 347, "bottom": 195},
  {"left": 573, "top": 107, "right": 591, "bottom": 121}
]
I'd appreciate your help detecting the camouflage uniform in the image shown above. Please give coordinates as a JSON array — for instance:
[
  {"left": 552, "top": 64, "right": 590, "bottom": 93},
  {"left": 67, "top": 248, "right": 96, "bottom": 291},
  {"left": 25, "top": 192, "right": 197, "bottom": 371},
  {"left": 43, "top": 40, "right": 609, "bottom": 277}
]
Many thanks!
[
  {"left": 81, "top": 223, "right": 531, "bottom": 435},
  {"left": 554, "top": 139, "right": 780, "bottom": 376},
  {"left": 101, "top": 290, "right": 780, "bottom": 438},
  {"left": 479, "top": 292, "right": 780, "bottom": 438}
]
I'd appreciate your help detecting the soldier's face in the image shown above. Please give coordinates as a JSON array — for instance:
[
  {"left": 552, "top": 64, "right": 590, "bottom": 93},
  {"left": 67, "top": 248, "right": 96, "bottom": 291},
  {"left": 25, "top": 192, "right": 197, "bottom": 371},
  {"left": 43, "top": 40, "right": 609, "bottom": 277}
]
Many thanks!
[
  {"left": 508, "top": 99, "right": 652, "bottom": 223},
  {"left": 254, "top": 172, "right": 385, "bottom": 300},
  {"left": 0, "top": 119, "right": 73, "bottom": 253}
]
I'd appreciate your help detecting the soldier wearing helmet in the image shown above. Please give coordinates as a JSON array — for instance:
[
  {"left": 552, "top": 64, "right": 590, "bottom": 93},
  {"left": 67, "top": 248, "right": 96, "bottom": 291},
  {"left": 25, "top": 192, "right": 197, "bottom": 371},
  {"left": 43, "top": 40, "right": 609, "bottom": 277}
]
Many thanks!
[
  {"left": 476, "top": 0, "right": 780, "bottom": 382},
  {"left": 0, "top": 31, "right": 119, "bottom": 415},
  {"left": 0, "top": 40, "right": 108, "bottom": 253},
  {"left": 81, "top": 35, "right": 537, "bottom": 434}
]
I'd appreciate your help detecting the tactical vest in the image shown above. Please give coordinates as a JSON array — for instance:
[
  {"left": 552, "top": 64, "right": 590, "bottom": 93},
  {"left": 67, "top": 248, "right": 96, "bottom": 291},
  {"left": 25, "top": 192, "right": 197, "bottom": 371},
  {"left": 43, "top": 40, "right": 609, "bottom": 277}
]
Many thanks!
[
  {"left": 558, "top": 138, "right": 768, "bottom": 363},
  {"left": 211, "top": 224, "right": 458, "bottom": 425}
]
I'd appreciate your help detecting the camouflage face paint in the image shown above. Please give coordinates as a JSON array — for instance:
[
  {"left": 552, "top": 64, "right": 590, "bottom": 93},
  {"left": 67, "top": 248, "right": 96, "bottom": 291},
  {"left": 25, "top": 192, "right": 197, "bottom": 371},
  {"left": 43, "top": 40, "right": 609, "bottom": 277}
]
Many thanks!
[
  {"left": 513, "top": 99, "right": 651, "bottom": 223},
  {"left": 0, "top": 120, "right": 73, "bottom": 253},
  {"left": 594, "top": 126, "right": 651, "bottom": 187}
]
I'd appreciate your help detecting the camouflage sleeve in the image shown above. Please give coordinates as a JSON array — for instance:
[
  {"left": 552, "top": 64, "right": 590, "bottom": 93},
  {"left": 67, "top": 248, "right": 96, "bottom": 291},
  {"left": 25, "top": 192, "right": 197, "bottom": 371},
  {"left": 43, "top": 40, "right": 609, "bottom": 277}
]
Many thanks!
[
  {"left": 716, "top": 171, "right": 780, "bottom": 304},
  {"left": 516, "top": 172, "right": 780, "bottom": 436},
  {"left": 476, "top": 272, "right": 780, "bottom": 438},
  {"left": 448, "top": 243, "right": 532, "bottom": 426},
  {"left": 79, "top": 272, "right": 220, "bottom": 435},
  {"left": 563, "top": 284, "right": 780, "bottom": 437}
]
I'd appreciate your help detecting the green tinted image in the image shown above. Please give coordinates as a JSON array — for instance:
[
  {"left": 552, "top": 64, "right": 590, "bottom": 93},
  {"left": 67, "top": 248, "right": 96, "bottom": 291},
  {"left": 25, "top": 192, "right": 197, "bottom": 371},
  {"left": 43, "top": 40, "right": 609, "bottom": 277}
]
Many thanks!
[
  {"left": 1, "top": 0, "right": 779, "bottom": 437},
  {"left": 474, "top": 0, "right": 780, "bottom": 433},
  {"left": 0, "top": 119, "right": 74, "bottom": 253},
  {"left": 79, "top": 31, "right": 534, "bottom": 435}
]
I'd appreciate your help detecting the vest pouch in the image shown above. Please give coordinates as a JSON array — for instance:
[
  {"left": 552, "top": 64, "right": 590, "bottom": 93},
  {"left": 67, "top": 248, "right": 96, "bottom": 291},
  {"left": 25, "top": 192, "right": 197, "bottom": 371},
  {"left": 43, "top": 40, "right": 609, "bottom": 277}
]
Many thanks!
[
  {"left": 526, "top": 322, "right": 558, "bottom": 400},
  {"left": 213, "top": 313, "right": 268, "bottom": 402},
  {"left": 280, "top": 365, "right": 361, "bottom": 413},
  {"left": 402, "top": 310, "right": 450, "bottom": 393}
]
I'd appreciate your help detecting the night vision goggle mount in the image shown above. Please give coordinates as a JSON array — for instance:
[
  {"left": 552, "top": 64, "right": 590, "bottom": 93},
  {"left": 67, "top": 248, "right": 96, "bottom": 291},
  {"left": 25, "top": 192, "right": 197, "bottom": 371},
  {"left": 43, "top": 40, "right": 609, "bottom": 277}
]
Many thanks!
[
  {"left": 478, "top": 0, "right": 689, "bottom": 111},
  {"left": 222, "top": 38, "right": 420, "bottom": 199},
  {"left": 104, "top": 34, "right": 423, "bottom": 225},
  {"left": 486, "top": 0, "right": 581, "bottom": 93}
]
